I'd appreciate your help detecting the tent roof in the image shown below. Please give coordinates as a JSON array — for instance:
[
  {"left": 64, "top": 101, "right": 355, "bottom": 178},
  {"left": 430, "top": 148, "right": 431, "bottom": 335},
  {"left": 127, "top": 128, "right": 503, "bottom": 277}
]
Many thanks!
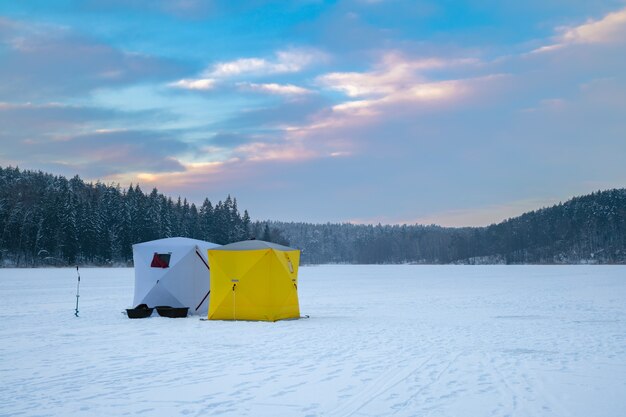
[
  {"left": 133, "top": 237, "right": 219, "bottom": 250},
  {"left": 212, "top": 239, "right": 296, "bottom": 252}
]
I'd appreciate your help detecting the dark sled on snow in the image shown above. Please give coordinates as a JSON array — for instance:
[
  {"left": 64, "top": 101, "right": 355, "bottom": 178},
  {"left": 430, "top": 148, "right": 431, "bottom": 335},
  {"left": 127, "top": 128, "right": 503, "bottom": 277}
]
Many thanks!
[
  {"left": 155, "top": 306, "right": 189, "bottom": 318},
  {"left": 126, "top": 304, "right": 154, "bottom": 319}
]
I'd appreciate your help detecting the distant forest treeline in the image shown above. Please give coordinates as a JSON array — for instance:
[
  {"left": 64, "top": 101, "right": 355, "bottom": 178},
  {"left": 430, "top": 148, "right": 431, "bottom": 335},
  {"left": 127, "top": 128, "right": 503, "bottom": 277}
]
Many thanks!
[
  {"left": 1, "top": 166, "right": 625, "bottom": 266},
  {"left": 273, "top": 190, "right": 626, "bottom": 264},
  {"left": 0, "top": 167, "right": 287, "bottom": 266}
]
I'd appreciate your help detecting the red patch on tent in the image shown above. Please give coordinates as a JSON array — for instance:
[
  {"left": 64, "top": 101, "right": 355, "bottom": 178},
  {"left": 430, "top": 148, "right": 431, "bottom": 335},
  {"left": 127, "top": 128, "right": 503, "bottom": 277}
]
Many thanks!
[{"left": 151, "top": 253, "right": 171, "bottom": 268}]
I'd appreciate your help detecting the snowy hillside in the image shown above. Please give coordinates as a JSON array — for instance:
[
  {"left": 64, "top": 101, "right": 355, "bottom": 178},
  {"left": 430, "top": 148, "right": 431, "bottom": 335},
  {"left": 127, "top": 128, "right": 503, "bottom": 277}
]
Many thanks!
[{"left": 1, "top": 266, "right": 625, "bottom": 416}]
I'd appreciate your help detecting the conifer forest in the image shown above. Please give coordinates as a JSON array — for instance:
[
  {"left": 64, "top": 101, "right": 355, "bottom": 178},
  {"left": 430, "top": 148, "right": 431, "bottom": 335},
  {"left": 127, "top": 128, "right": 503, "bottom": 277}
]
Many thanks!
[{"left": 1, "top": 166, "right": 625, "bottom": 266}]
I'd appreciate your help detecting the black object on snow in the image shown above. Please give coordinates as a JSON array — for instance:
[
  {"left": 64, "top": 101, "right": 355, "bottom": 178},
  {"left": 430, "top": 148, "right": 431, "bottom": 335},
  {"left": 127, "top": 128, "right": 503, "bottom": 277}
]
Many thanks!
[
  {"left": 126, "top": 304, "right": 154, "bottom": 319},
  {"left": 155, "top": 306, "right": 189, "bottom": 318}
]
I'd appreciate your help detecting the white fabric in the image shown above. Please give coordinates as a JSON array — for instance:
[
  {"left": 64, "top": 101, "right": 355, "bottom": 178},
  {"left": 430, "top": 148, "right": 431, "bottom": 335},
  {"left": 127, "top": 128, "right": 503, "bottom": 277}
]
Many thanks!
[{"left": 132, "top": 237, "right": 218, "bottom": 315}]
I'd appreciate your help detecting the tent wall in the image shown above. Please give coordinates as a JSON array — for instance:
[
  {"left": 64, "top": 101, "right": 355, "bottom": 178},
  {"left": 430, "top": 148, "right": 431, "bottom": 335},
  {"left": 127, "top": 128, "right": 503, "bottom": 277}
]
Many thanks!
[
  {"left": 132, "top": 238, "right": 215, "bottom": 315},
  {"left": 207, "top": 246, "right": 300, "bottom": 321},
  {"left": 269, "top": 249, "right": 300, "bottom": 320},
  {"left": 132, "top": 246, "right": 187, "bottom": 308}
]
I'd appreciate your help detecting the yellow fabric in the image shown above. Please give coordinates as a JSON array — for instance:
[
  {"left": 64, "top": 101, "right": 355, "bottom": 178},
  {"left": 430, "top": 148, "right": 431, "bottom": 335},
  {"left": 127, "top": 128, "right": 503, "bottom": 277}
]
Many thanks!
[{"left": 207, "top": 248, "right": 300, "bottom": 321}]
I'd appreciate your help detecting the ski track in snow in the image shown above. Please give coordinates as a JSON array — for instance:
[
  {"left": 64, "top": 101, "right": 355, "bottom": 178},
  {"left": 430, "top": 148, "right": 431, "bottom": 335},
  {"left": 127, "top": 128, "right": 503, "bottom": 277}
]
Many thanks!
[{"left": 1, "top": 265, "right": 626, "bottom": 416}]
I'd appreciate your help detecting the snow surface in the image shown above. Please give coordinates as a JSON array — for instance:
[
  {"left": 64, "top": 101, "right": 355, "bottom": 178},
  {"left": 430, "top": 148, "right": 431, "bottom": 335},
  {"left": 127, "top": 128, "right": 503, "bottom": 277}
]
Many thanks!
[{"left": 1, "top": 265, "right": 626, "bottom": 417}]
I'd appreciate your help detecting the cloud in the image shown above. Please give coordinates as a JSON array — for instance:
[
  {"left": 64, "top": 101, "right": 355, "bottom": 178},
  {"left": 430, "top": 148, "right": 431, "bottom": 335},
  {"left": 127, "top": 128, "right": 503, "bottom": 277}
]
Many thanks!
[
  {"left": 208, "top": 58, "right": 272, "bottom": 77},
  {"left": 166, "top": 48, "right": 325, "bottom": 93},
  {"left": 330, "top": 78, "right": 472, "bottom": 116},
  {"left": 561, "top": 7, "right": 626, "bottom": 44},
  {"left": 3, "top": 129, "right": 191, "bottom": 179},
  {"left": 103, "top": 160, "right": 232, "bottom": 192},
  {"left": 316, "top": 52, "right": 492, "bottom": 117},
  {"left": 0, "top": 19, "right": 186, "bottom": 101},
  {"left": 210, "top": 131, "right": 328, "bottom": 164},
  {"left": 205, "top": 49, "right": 327, "bottom": 78},
  {"left": 0, "top": 99, "right": 190, "bottom": 181},
  {"left": 99, "top": 134, "right": 347, "bottom": 206},
  {"left": 534, "top": 7, "right": 626, "bottom": 53},
  {"left": 0, "top": 101, "right": 171, "bottom": 143},
  {"left": 318, "top": 53, "right": 471, "bottom": 98},
  {"left": 237, "top": 82, "right": 312, "bottom": 96},
  {"left": 233, "top": 140, "right": 317, "bottom": 162},
  {"left": 94, "top": 118, "right": 351, "bottom": 196},
  {"left": 168, "top": 78, "right": 216, "bottom": 90},
  {"left": 0, "top": 102, "right": 125, "bottom": 140}
]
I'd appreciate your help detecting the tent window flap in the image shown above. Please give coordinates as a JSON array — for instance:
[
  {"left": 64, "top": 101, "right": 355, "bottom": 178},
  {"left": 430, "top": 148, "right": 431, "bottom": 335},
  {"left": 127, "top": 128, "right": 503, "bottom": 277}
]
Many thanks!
[{"left": 151, "top": 253, "right": 171, "bottom": 268}]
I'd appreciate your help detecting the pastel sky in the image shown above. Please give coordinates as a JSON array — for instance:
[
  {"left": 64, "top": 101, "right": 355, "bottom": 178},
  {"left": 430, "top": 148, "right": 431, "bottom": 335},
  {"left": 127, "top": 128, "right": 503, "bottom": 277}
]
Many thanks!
[{"left": 1, "top": 1, "right": 625, "bottom": 226}]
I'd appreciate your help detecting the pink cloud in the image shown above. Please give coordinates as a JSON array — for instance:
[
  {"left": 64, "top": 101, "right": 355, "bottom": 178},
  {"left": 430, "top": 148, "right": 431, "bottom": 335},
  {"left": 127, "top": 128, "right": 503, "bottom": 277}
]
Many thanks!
[
  {"left": 330, "top": 78, "right": 472, "bottom": 116},
  {"left": 105, "top": 160, "right": 226, "bottom": 189},
  {"left": 316, "top": 52, "right": 492, "bottom": 118},
  {"left": 318, "top": 52, "right": 477, "bottom": 98},
  {"left": 561, "top": 8, "right": 626, "bottom": 44},
  {"left": 533, "top": 7, "right": 626, "bottom": 53}
]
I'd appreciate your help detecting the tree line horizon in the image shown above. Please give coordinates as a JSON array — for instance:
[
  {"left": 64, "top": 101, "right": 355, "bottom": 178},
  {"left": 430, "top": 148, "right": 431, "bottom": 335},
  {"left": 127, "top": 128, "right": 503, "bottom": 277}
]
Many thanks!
[{"left": 1, "top": 166, "right": 625, "bottom": 266}]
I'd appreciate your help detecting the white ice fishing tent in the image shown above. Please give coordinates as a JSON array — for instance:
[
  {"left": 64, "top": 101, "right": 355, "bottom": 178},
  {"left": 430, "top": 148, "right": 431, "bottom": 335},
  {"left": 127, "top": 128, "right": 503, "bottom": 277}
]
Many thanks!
[{"left": 132, "top": 237, "right": 219, "bottom": 315}]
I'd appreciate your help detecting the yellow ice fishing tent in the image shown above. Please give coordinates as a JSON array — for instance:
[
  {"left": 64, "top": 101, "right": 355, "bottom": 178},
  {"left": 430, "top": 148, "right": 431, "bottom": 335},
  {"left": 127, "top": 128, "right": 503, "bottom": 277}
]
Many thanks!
[{"left": 207, "top": 240, "right": 300, "bottom": 321}]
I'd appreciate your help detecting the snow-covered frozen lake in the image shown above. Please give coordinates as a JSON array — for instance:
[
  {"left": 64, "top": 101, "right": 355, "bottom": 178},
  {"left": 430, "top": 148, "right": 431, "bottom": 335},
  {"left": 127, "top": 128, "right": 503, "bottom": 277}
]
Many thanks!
[{"left": 1, "top": 265, "right": 625, "bottom": 417}]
